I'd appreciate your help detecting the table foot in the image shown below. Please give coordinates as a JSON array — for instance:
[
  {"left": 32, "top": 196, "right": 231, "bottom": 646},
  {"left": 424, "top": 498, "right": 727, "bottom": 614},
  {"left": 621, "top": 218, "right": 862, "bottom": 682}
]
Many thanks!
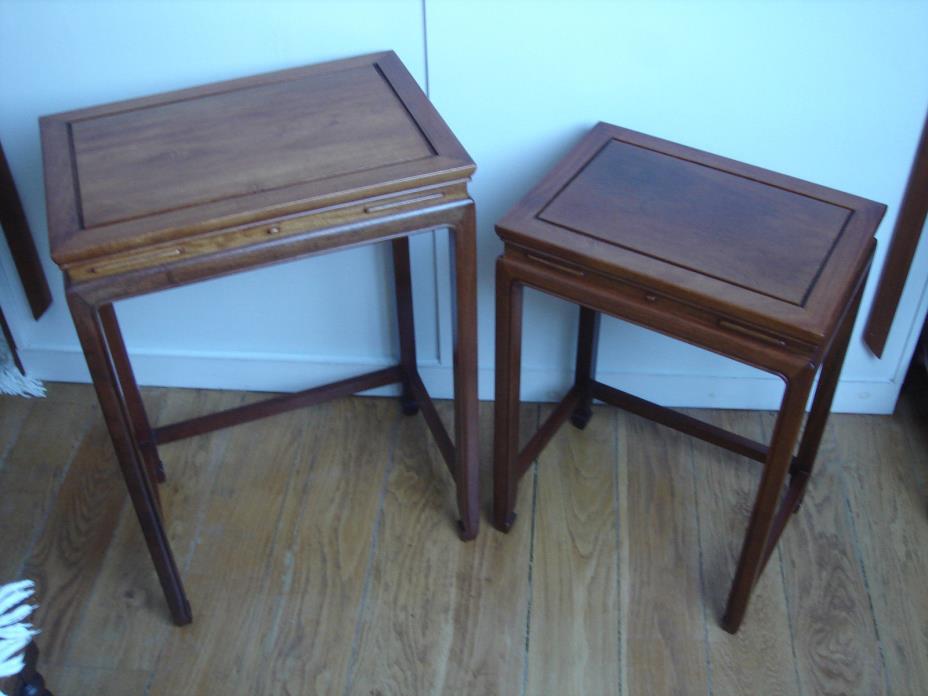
[
  {"left": 494, "top": 511, "right": 516, "bottom": 533},
  {"left": 719, "top": 612, "right": 740, "bottom": 635},
  {"left": 457, "top": 518, "right": 477, "bottom": 541},
  {"left": 15, "top": 641, "right": 53, "bottom": 696},
  {"left": 171, "top": 599, "right": 193, "bottom": 626},
  {"left": 400, "top": 392, "right": 419, "bottom": 416},
  {"left": 570, "top": 406, "right": 593, "bottom": 430}
]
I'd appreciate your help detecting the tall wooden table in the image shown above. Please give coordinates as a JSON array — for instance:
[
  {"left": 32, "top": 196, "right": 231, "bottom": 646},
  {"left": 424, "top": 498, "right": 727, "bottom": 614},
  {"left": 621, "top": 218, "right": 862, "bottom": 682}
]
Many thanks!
[
  {"left": 493, "top": 123, "right": 885, "bottom": 632},
  {"left": 40, "top": 52, "right": 479, "bottom": 626}
]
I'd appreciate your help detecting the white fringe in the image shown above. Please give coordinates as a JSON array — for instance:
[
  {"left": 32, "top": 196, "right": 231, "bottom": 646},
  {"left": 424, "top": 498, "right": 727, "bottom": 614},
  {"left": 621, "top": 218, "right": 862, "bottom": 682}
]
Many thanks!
[
  {"left": 0, "top": 364, "right": 45, "bottom": 398},
  {"left": 0, "top": 580, "right": 39, "bottom": 694}
]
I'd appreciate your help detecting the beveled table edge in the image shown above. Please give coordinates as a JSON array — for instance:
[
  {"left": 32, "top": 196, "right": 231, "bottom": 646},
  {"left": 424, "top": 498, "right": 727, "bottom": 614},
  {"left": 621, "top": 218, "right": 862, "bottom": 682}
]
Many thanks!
[
  {"left": 41, "top": 51, "right": 476, "bottom": 267},
  {"left": 496, "top": 122, "right": 886, "bottom": 345}
]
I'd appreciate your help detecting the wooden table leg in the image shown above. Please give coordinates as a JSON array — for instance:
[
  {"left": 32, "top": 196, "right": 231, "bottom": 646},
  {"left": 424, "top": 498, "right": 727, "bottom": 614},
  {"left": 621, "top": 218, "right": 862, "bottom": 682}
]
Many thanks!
[
  {"left": 743, "top": 289, "right": 867, "bottom": 582},
  {"left": 450, "top": 204, "right": 480, "bottom": 541},
  {"left": 67, "top": 292, "right": 192, "bottom": 625},
  {"left": 99, "top": 304, "right": 165, "bottom": 492},
  {"left": 721, "top": 363, "right": 815, "bottom": 633},
  {"left": 493, "top": 256, "right": 524, "bottom": 532},
  {"left": 14, "top": 641, "right": 53, "bottom": 696},
  {"left": 790, "top": 285, "right": 865, "bottom": 509},
  {"left": 570, "top": 306, "right": 600, "bottom": 430},
  {"left": 392, "top": 236, "right": 419, "bottom": 416}
]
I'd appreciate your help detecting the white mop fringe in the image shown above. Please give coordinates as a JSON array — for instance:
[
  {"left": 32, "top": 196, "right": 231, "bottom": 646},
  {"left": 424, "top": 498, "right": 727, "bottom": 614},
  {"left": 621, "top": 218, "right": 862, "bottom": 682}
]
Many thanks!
[
  {"left": 0, "top": 365, "right": 45, "bottom": 398},
  {"left": 0, "top": 580, "right": 39, "bottom": 695}
]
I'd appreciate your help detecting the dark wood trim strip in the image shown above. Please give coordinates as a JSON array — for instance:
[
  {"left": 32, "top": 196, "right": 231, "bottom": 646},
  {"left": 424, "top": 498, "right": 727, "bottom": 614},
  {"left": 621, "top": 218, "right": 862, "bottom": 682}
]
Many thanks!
[
  {"left": 0, "top": 303, "right": 25, "bottom": 374},
  {"left": 516, "top": 386, "right": 582, "bottom": 479},
  {"left": 408, "top": 370, "right": 455, "bottom": 474},
  {"left": 864, "top": 110, "right": 928, "bottom": 357},
  {"left": 0, "top": 142, "right": 52, "bottom": 319},
  {"left": 153, "top": 365, "right": 403, "bottom": 444}
]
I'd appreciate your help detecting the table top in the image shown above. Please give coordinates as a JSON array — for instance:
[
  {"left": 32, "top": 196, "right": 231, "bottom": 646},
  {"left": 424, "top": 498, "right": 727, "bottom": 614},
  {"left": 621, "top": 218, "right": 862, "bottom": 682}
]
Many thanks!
[
  {"left": 41, "top": 51, "right": 474, "bottom": 268},
  {"left": 497, "top": 123, "right": 885, "bottom": 344}
]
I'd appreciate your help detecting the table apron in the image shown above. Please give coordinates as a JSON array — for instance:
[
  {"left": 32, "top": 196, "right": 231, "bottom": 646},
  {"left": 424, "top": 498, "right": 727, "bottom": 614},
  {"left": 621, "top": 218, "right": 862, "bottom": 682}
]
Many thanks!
[
  {"left": 66, "top": 198, "right": 474, "bottom": 306},
  {"left": 499, "top": 251, "right": 816, "bottom": 379}
]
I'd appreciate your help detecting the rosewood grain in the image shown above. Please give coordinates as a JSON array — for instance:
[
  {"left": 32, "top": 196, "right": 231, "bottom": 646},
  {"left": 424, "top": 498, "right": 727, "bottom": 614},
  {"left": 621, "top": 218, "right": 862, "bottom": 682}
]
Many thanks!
[
  {"left": 493, "top": 123, "right": 885, "bottom": 633},
  {"left": 40, "top": 51, "right": 479, "bottom": 624}
]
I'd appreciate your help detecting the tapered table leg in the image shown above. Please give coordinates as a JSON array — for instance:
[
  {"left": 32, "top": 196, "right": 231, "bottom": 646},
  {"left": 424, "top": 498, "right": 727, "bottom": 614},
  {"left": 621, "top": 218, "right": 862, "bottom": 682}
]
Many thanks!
[
  {"left": 493, "top": 257, "right": 524, "bottom": 532},
  {"left": 14, "top": 641, "right": 53, "bottom": 696},
  {"left": 790, "top": 285, "right": 865, "bottom": 507},
  {"left": 392, "top": 236, "right": 419, "bottom": 416},
  {"left": 67, "top": 292, "right": 191, "bottom": 625},
  {"left": 721, "top": 364, "right": 815, "bottom": 633},
  {"left": 99, "top": 304, "right": 165, "bottom": 495},
  {"left": 450, "top": 204, "right": 480, "bottom": 540},
  {"left": 570, "top": 306, "right": 600, "bottom": 430}
]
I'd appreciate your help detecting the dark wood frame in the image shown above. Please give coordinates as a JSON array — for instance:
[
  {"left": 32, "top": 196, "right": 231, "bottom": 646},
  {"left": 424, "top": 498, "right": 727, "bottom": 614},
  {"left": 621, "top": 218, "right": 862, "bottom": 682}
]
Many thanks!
[
  {"left": 1, "top": 141, "right": 52, "bottom": 379},
  {"left": 491, "top": 122, "right": 883, "bottom": 633},
  {"left": 65, "top": 200, "right": 479, "bottom": 627},
  {"left": 493, "top": 249, "right": 870, "bottom": 633},
  {"left": 0, "top": 141, "right": 51, "bottom": 320},
  {"left": 42, "top": 52, "right": 480, "bottom": 626},
  {"left": 864, "top": 109, "right": 928, "bottom": 357}
]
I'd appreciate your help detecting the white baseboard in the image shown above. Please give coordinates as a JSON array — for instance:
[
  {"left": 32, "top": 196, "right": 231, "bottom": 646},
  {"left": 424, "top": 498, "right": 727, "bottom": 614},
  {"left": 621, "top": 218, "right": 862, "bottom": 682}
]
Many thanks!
[{"left": 21, "top": 345, "right": 901, "bottom": 414}]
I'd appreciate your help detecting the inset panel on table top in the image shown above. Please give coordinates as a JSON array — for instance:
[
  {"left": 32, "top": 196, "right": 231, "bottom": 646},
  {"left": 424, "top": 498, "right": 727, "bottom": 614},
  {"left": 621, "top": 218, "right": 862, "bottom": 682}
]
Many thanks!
[
  {"left": 72, "top": 65, "right": 434, "bottom": 228},
  {"left": 538, "top": 139, "right": 851, "bottom": 306}
]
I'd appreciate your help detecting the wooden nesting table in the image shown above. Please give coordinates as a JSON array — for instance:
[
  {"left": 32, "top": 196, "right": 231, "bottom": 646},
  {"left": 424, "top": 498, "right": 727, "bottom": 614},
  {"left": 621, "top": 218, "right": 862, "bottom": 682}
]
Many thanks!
[
  {"left": 493, "top": 123, "right": 885, "bottom": 632},
  {"left": 40, "top": 52, "right": 479, "bottom": 626}
]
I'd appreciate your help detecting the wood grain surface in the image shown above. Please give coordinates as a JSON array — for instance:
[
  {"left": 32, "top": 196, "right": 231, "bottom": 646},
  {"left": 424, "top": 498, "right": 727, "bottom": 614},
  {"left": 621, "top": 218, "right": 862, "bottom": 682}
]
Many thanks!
[
  {"left": 257, "top": 399, "right": 399, "bottom": 695},
  {"left": 497, "top": 122, "right": 885, "bottom": 344},
  {"left": 833, "top": 407, "right": 928, "bottom": 695},
  {"left": 528, "top": 405, "right": 619, "bottom": 695},
  {"left": 769, "top": 414, "right": 886, "bottom": 696},
  {"left": 350, "top": 403, "right": 536, "bottom": 695},
  {"left": 2, "top": 385, "right": 927, "bottom": 695},
  {"left": 621, "top": 411, "right": 708, "bottom": 696},
  {"left": 689, "top": 410, "right": 800, "bottom": 695},
  {"left": 0, "top": 390, "right": 97, "bottom": 581},
  {"left": 539, "top": 139, "right": 849, "bottom": 305},
  {"left": 64, "top": 388, "right": 245, "bottom": 673},
  {"left": 146, "top": 402, "right": 326, "bottom": 694},
  {"left": 41, "top": 52, "right": 474, "bottom": 267}
]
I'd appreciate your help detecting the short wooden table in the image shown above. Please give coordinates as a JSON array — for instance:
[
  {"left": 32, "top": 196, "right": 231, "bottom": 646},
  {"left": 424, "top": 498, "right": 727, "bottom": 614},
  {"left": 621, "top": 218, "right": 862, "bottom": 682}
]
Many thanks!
[
  {"left": 493, "top": 123, "right": 885, "bottom": 632},
  {"left": 40, "top": 52, "right": 479, "bottom": 626}
]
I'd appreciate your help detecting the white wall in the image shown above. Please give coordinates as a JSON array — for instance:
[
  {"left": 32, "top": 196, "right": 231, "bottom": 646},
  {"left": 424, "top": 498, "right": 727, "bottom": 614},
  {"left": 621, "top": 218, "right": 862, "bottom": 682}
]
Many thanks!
[{"left": 1, "top": 0, "right": 927, "bottom": 413}]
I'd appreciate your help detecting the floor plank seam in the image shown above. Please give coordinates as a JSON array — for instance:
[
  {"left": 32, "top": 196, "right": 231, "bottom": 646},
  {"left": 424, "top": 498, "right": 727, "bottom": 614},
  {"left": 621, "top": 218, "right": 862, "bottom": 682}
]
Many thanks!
[
  {"left": 840, "top": 473, "right": 893, "bottom": 696},
  {"left": 255, "top": 439, "right": 316, "bottom": 663},
  {"left": 519, "top": 410, "right": 541, "bottom": 696},
  {"left": 177, "top": 420, "right": 238, "bottom": 578},
  {"left": 56, "top": 498, "right": 133, "bottom": 671},
  {"left": 7, "top": 391, "right": 928, "bottom": 693},
  {"left": 897, "top": 405, "right": 928, "bottom": 506},
  {"left": 14, "top": 412, "right": 92, "bottom": 581},
  {"left": 143, "top": 393, "right": 247, "bottom": 696},
  {"left": 766, "top": 412, "right": 805, "bottom": 696},
  {"left": 775, "top": 545, "right": 804, "bottom": 696},
  {"left": 613, "top": 409, "right": 624, "bottom": 696},
  {"left": 688, "top": 436, "right": 714, "bottom": 696},
  {"left": 341, "top": 413, "right": 402, "bottom": 696}
]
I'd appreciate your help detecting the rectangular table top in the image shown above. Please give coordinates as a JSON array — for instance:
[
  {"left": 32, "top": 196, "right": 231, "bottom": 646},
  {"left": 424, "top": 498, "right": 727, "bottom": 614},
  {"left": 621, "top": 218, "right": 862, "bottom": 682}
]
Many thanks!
[
  {"left": 41, "top": 51, "right": 474, "bottom": 268},
  {"left": 497, "top": 123, "right": 885, "bottom": 344}
]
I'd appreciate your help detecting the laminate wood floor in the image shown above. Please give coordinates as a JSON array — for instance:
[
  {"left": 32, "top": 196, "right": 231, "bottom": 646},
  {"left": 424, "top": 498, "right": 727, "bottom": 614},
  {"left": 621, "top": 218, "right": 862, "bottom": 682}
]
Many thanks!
[{"left": 1, "top": 383, "right": 927, "bottom": 695}]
